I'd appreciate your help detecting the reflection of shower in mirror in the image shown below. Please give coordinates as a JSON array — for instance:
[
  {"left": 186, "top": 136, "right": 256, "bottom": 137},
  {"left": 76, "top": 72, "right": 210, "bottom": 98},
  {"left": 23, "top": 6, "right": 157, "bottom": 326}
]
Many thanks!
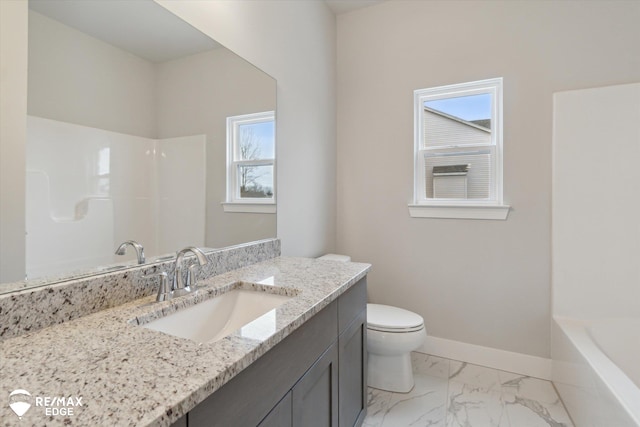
[{"left": 25, "top": 116, "right": 205, "bottom": 280}]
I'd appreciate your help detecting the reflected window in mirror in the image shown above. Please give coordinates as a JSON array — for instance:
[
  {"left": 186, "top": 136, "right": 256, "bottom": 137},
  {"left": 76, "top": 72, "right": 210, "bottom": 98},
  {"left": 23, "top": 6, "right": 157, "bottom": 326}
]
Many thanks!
[{"left": 224, "top": 111, "right": 276, "bottom": 213}]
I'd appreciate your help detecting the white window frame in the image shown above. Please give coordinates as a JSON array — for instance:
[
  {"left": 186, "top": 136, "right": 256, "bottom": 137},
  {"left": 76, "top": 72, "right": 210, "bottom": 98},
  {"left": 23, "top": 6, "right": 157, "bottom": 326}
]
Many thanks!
[
  {"left": 223, "top": 111, "right": 276, "bottom": 214},
  {"left": 409, "top": 78, "right": 510, "bottom": 220}
]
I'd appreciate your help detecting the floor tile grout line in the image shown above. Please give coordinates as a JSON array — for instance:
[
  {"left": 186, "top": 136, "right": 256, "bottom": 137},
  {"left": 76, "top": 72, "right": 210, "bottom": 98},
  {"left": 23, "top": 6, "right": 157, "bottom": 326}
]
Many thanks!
[
  {"left": 551, "top": 380, "right": 577, "bottom": 427},
  {"left": 444, "top": 356, "right": 450, "bottom": 426},
  {"left": 414, "top": 349, "right": 554, "bottom": 383}
]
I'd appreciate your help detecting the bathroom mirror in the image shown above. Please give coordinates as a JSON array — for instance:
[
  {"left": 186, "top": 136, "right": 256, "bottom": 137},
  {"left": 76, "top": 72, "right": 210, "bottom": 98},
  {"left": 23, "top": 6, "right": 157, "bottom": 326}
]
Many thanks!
[{"left": 0, "top": 0, "right": 276, "bottom": 293}]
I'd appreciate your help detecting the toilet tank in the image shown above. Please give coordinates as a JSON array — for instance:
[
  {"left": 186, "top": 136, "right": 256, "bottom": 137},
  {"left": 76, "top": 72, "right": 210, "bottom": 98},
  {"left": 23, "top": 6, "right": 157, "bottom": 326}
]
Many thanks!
[{"left": 318, "top": 254, "right": 351, "bottom": 262}]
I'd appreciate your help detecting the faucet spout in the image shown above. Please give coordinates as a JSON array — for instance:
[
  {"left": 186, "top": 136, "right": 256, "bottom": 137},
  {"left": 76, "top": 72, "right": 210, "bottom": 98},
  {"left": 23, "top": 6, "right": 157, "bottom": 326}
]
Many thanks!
[
  {"left": 173, "top": 246, "right": 208, "bottom": 294},
  {"left": 115, "top": 240, "right": 145, "bottom": 264}
]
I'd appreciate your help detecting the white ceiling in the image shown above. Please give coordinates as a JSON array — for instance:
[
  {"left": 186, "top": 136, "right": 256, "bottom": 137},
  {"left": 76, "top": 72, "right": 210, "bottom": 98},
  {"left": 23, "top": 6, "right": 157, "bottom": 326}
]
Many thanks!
[
  {"left": 28, "top": 0, "right": 385, "bottom": 62},
  {"left": 325, "top": 0, "right": 386, "bottom": 15},
  {"left": 29, "top": 0, "right": 220, "bottom": 63}
]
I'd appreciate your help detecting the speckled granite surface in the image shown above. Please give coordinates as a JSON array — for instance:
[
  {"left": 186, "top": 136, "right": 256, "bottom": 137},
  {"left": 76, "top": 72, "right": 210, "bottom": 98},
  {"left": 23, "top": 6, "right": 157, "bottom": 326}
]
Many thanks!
[
  {"left": 0, "top": 239, "right": 280, "bottom": 340},
  {"left": 0, "top": 256, "right": 370, "bottom": 426}
]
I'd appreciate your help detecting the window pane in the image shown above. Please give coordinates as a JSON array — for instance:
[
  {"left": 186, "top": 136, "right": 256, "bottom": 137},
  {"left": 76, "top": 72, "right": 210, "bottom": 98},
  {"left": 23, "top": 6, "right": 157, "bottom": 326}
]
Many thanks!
[
  {"left": 238, "top": 121, "right": 275, "bottom": 160},
  {"left": 424, "top": 151, "right": 491, "bottom": 199},
  {"left": 424, "top": 93, "right": 492, "bottom": 148},
  {"left": 238, "top": 164, "right": 274, "bottom": 198}
]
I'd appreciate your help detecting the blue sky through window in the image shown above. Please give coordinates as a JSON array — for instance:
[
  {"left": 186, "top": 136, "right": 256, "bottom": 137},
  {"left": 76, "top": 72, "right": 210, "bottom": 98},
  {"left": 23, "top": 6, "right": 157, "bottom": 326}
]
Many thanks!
[
  {"left": 425, "top": 93, "right": 491, "bottom": 122},
  {"left": 243, "top": 121, "right": 275, "bottom": 158},
  {"left": 238, "top": 119, "right": 275, "bottom": 193}
]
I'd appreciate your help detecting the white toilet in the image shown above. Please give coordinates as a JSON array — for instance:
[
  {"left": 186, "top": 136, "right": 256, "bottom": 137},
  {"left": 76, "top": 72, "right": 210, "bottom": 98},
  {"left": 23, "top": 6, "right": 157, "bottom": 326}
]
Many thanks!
[
  {"left": 367, "top": 303, "right": 426, "bottom": 393},
  {"left": 318, "top": 254, "right": 427, "bottom": 393}
]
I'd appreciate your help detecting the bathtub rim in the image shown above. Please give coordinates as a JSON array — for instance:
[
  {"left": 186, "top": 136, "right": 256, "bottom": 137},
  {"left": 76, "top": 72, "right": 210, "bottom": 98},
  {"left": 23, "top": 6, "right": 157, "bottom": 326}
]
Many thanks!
[{"left": 553, "top": 315, "right": 640, "bottom": 426}]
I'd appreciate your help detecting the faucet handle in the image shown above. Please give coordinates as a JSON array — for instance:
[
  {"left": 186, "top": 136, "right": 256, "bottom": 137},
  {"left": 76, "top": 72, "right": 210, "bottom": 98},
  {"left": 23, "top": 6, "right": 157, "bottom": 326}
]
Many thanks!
[
  {"left": 143, "top": 271, "right": 169, "bottom": 302},
  {"left": 186, "top": 263, "right": 201, "bottom": 291}
]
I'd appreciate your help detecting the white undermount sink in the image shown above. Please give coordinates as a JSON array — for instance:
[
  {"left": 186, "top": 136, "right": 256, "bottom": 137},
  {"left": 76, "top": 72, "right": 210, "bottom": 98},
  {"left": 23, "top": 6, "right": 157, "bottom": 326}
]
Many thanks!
[{"left": 142, "top": 288, "right": 293, "bottom": 343}]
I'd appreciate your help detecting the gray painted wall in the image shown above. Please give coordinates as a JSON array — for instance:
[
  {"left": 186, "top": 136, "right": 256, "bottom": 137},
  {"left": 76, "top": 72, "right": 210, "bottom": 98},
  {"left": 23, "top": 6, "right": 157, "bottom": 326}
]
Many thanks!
[
  {"left": 155, "top": 48, "right": 276, "bottom": 248},
  {"left": 0, "top": 0, "right": 28, "bottom": 283},
  {"left": 28, "top": 11, "right": 157, "bottom": 138},
  {"left": 336, "top": 0, "right": 640, "bottom": 357},
  {"left": 158, "top": 0, "right": 338, "bottom": 258}
]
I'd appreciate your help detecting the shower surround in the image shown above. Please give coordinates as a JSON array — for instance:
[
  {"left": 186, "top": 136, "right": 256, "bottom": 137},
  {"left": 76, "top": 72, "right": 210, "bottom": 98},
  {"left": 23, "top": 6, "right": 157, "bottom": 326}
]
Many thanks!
[{"left": 26, "top": 116, "right": 206, "bottom": 279}]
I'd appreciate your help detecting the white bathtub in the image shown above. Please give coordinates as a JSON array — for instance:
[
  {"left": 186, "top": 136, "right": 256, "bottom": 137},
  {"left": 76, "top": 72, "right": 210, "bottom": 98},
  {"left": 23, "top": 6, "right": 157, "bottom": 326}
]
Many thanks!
[{"left": 552, "top": 317, "right": 640, "bottom": 426}]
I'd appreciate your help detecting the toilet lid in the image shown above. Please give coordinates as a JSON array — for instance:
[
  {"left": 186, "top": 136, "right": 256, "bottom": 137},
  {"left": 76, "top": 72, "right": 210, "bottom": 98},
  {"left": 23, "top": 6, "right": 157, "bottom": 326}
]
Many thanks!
[{"left": 367, "top": 304, "right": 424, "bottom": 332}]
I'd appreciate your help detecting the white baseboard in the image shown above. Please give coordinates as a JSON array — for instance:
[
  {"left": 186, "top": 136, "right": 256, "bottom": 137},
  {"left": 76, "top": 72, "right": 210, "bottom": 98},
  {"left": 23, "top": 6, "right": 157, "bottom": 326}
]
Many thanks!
[{"left": 418, "top": 335, "right": 552, "bottom": 380}]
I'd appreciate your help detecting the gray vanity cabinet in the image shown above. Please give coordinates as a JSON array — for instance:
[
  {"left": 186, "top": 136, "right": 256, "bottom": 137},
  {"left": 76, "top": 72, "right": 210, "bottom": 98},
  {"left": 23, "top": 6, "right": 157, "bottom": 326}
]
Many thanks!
[
  {"left": 292, "top": 343, "right": 339, "bottom": 426},
  {"left": 258, "top": 392, "right": 292, "bottom": 427},
  {"left": 338, "top": 309, "right": 367, "bottom": 427},
  {"left": 181, "top": 277, "right": 367, "bottom": 427},
  {"left": 258, "top": 342, "right": 339, "bottom": 427}
]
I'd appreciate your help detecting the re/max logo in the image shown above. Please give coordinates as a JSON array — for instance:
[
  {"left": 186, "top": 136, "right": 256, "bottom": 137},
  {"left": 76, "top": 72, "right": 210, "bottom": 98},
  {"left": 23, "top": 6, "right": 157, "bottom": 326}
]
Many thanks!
[
  {"left": 35, "top": 396, "right": 83, "bottom": 416},
  {"left": 9, "top": 390, "right": 85, "bottom": 419},
  {"left": 35, "top": 396, "right": 83, "bottom": 407}
]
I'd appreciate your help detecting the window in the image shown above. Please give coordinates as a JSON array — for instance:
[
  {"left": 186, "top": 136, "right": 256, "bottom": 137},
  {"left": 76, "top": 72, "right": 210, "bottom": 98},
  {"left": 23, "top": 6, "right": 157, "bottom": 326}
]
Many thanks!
[
  {"left": 224, "top": 111, "right": 276, "bottom": 213},
  {"left": 409, "top": 78, "right": 509, "bottom": 220}
]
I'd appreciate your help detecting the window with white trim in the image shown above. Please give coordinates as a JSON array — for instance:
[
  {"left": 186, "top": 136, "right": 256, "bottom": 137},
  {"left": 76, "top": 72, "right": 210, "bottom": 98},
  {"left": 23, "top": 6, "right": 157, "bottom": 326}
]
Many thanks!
[
  {"left": 409, "top": 78, "right": 509, "bottom": 220},
  {"left": 224, "top": 111, "right": 276, "bottom": 213}
]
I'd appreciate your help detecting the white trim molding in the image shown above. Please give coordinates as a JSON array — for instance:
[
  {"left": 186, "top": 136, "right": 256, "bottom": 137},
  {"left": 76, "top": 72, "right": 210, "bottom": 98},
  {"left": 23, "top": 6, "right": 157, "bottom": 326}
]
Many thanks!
[
  {"left": 419, "top": 335, "right": 552, "bottom": 380},
  {"left": 222, "top": 202, "right": 276, "bottom": 214},
  {"left": 226, "top": 111, "right": 276, "bottom": 205},
  {"left": 408, "top": 203, "right": 510, "bottom": 220}
]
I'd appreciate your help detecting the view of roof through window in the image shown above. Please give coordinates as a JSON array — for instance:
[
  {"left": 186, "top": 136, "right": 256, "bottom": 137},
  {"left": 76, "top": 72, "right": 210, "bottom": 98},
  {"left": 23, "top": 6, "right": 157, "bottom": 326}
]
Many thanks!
[{"left": 425, "top": 93, "right": 492, "bottom": 130}]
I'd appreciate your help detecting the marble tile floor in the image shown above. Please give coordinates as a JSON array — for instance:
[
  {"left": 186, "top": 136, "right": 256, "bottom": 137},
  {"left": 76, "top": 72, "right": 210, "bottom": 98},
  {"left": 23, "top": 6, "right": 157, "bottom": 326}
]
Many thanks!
[{"left": 364, "top": 352, "right": 573, "bottom": 427}]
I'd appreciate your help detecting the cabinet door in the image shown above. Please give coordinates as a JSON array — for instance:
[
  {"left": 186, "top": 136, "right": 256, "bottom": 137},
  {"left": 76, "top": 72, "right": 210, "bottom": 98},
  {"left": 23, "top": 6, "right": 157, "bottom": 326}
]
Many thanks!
[
  {"left": 258, "top": 391, "right": 292, "bottom": 427},
  {"left": 292, "top": 342, "right": 338, "bottom": 427},
  {"left": 339, "top": 309, "right": 367, "bottom": 427}
]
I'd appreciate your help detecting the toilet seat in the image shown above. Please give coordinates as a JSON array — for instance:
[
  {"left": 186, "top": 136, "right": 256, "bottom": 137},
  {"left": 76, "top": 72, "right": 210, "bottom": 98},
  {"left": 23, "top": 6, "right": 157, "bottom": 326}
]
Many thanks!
[{"left": 367, "top": 304, "right": 425, "bottom": 333}]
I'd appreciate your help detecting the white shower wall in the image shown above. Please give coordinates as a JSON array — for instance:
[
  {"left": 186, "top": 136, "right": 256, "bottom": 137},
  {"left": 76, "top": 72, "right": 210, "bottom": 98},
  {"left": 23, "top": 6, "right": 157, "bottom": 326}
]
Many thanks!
[
  {"left": 552, "top": 83, "right": 640, "bottom": 319},
  {"left": 551, "top": 82, "right": 640, "bottom": 426},
  {"left": 26, "top": 116, "right": 205, "bottom": 279},
  {"left": 156, "top": 136, "right": 207, "bottom": 254}
]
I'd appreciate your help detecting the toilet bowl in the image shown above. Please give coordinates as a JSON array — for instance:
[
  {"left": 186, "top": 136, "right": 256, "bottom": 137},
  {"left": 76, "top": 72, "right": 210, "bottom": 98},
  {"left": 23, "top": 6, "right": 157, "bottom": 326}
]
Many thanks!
[
  {"left": 367, "top": 303, "right": 426, "bottom": 393},
  {"left": 317, "top": 254, "right": 427, "bottom": 393}
]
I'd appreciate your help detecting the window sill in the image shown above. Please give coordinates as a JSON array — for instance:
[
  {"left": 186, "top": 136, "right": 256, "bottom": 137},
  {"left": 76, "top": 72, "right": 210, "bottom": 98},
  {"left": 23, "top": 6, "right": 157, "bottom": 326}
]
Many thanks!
[
  {"left": 408, "top": 204, "right": 510, "bottom": 220},
  {"left": 222, "top": 202, "right": 276, "bottom": 214}
]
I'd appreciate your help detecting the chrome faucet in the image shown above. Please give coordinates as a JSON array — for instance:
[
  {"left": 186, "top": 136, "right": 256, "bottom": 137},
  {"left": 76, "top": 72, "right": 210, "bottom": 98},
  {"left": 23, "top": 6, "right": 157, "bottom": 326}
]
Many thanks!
[
  {"left": 115, "top": 240, "right": 145, "bottom": 264},
  {"left": 172, "top": 246, "right": 208, "bottom": 298}
]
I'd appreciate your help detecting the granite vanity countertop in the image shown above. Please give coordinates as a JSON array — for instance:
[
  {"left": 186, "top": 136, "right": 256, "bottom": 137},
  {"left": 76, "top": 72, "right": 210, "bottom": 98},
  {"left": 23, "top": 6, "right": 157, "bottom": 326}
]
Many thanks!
[{"left": 0, "top": 257, "right": 371, "bottom": 427}]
